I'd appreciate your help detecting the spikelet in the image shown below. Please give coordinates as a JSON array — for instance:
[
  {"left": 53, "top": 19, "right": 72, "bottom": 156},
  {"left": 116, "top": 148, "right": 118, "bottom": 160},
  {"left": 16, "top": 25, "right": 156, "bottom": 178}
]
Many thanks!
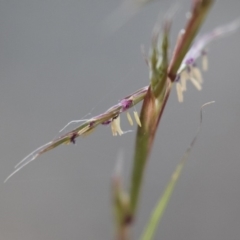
[
  {"left": 78, "top": 125, "right": 90, "bottom": 135},
  {"left": 82, "top": 128, "right": 95, "bottom": 137},
  {"left": 134, "top": 111, "right": 142, "bottom": 127},
  {"left": 111, "top": 116, "right": 123, "bottom": 136},
  {"left": 64, "top": 141, "right": 71, "bottom": 145}
]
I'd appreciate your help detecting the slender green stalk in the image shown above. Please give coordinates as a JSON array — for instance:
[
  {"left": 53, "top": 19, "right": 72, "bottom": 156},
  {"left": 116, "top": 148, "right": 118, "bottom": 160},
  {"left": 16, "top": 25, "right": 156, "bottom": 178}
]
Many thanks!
[
  {"left": 140, "top": 101, "right": 214, "bottom": 240},
  {"left": 141, "top": 158, "right": 185, "bottom": 240},
  {"left": 130, "top": 19, "right": 171, "bottom": 215},
  {"left": 129, "top": 0, "right": 214, "bottom": 219}
]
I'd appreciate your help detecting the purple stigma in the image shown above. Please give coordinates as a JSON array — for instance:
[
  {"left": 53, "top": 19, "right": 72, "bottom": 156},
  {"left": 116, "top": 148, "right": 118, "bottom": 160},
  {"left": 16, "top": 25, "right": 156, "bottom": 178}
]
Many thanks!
[
  {"left": 186, "top": 58, "right": 194, "bottom": 65},
  {"left": 102, "top": 120, "right": 112, "bottom": 125},
  {"left": 70, "top": 133, "right": 78, "bottom": 144},
  {"left": 120, "top": 99, "right": 132, "bottom": 111},
  {"left": 175, "top": 74, "right": 180, "bottom": 82},
  {"left": 89, "top": 121, "right": 95, "bottom": 127}
]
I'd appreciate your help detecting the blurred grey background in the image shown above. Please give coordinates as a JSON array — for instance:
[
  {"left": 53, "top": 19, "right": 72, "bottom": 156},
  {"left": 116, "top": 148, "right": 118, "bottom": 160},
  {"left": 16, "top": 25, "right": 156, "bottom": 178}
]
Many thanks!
[{"left": 0, "top": 0, "right": 240, "bottom": 239}]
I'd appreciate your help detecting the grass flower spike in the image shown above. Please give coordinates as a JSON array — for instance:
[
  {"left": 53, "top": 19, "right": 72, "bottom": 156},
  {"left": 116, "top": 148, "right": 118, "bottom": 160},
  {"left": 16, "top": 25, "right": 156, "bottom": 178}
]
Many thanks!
[
  {"left": 5, "top": 1, "right": 240, "bottom": 239},
  {"left": 175, "top": 17, "right": 240, "bottom": 101},
  {"left": 4, "top": 86, "right": 148, "bottom": 182},
  {"left": 5, "top": 2, "right": 239, "bottom": 188}
]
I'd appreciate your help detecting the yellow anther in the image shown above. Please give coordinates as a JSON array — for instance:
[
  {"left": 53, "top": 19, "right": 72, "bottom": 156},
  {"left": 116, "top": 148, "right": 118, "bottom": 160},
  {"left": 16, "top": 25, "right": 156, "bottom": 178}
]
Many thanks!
[{"left": 134, "top": 111, "right": 142, "bottom": 127}]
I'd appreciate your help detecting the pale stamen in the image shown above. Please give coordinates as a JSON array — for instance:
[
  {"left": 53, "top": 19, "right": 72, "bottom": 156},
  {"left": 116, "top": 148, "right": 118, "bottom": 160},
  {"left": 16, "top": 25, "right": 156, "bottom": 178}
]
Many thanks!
[
  {"left": 202, "top": 54, "right": 208, "bottom": 71},
  {"left": 190, "top": 77, "right": 202, "bottom": 91},
  {"left": 180, "top": 70, "right": 188, "bottom": 92},
  {"left": 134, "top": 111, "right": 142, "bottom": 127},
  {"left": 176, "top": 82, "right": 183, "bottom": 102},
  {"left": 111, "top": 116, "right": 123, "bottom": 136},
  {"left": 192, "top": 67, "right": 203, "bottom": 83},
  {"left": 126, "top": 112, "right": 133, "bottom": 126}
]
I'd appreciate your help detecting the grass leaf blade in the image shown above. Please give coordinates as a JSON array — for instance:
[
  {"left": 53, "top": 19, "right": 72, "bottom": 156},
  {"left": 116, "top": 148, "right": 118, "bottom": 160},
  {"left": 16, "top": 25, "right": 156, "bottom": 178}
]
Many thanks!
[{"left": 140, "top": 101, "right": 214, "bottom": 240}]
